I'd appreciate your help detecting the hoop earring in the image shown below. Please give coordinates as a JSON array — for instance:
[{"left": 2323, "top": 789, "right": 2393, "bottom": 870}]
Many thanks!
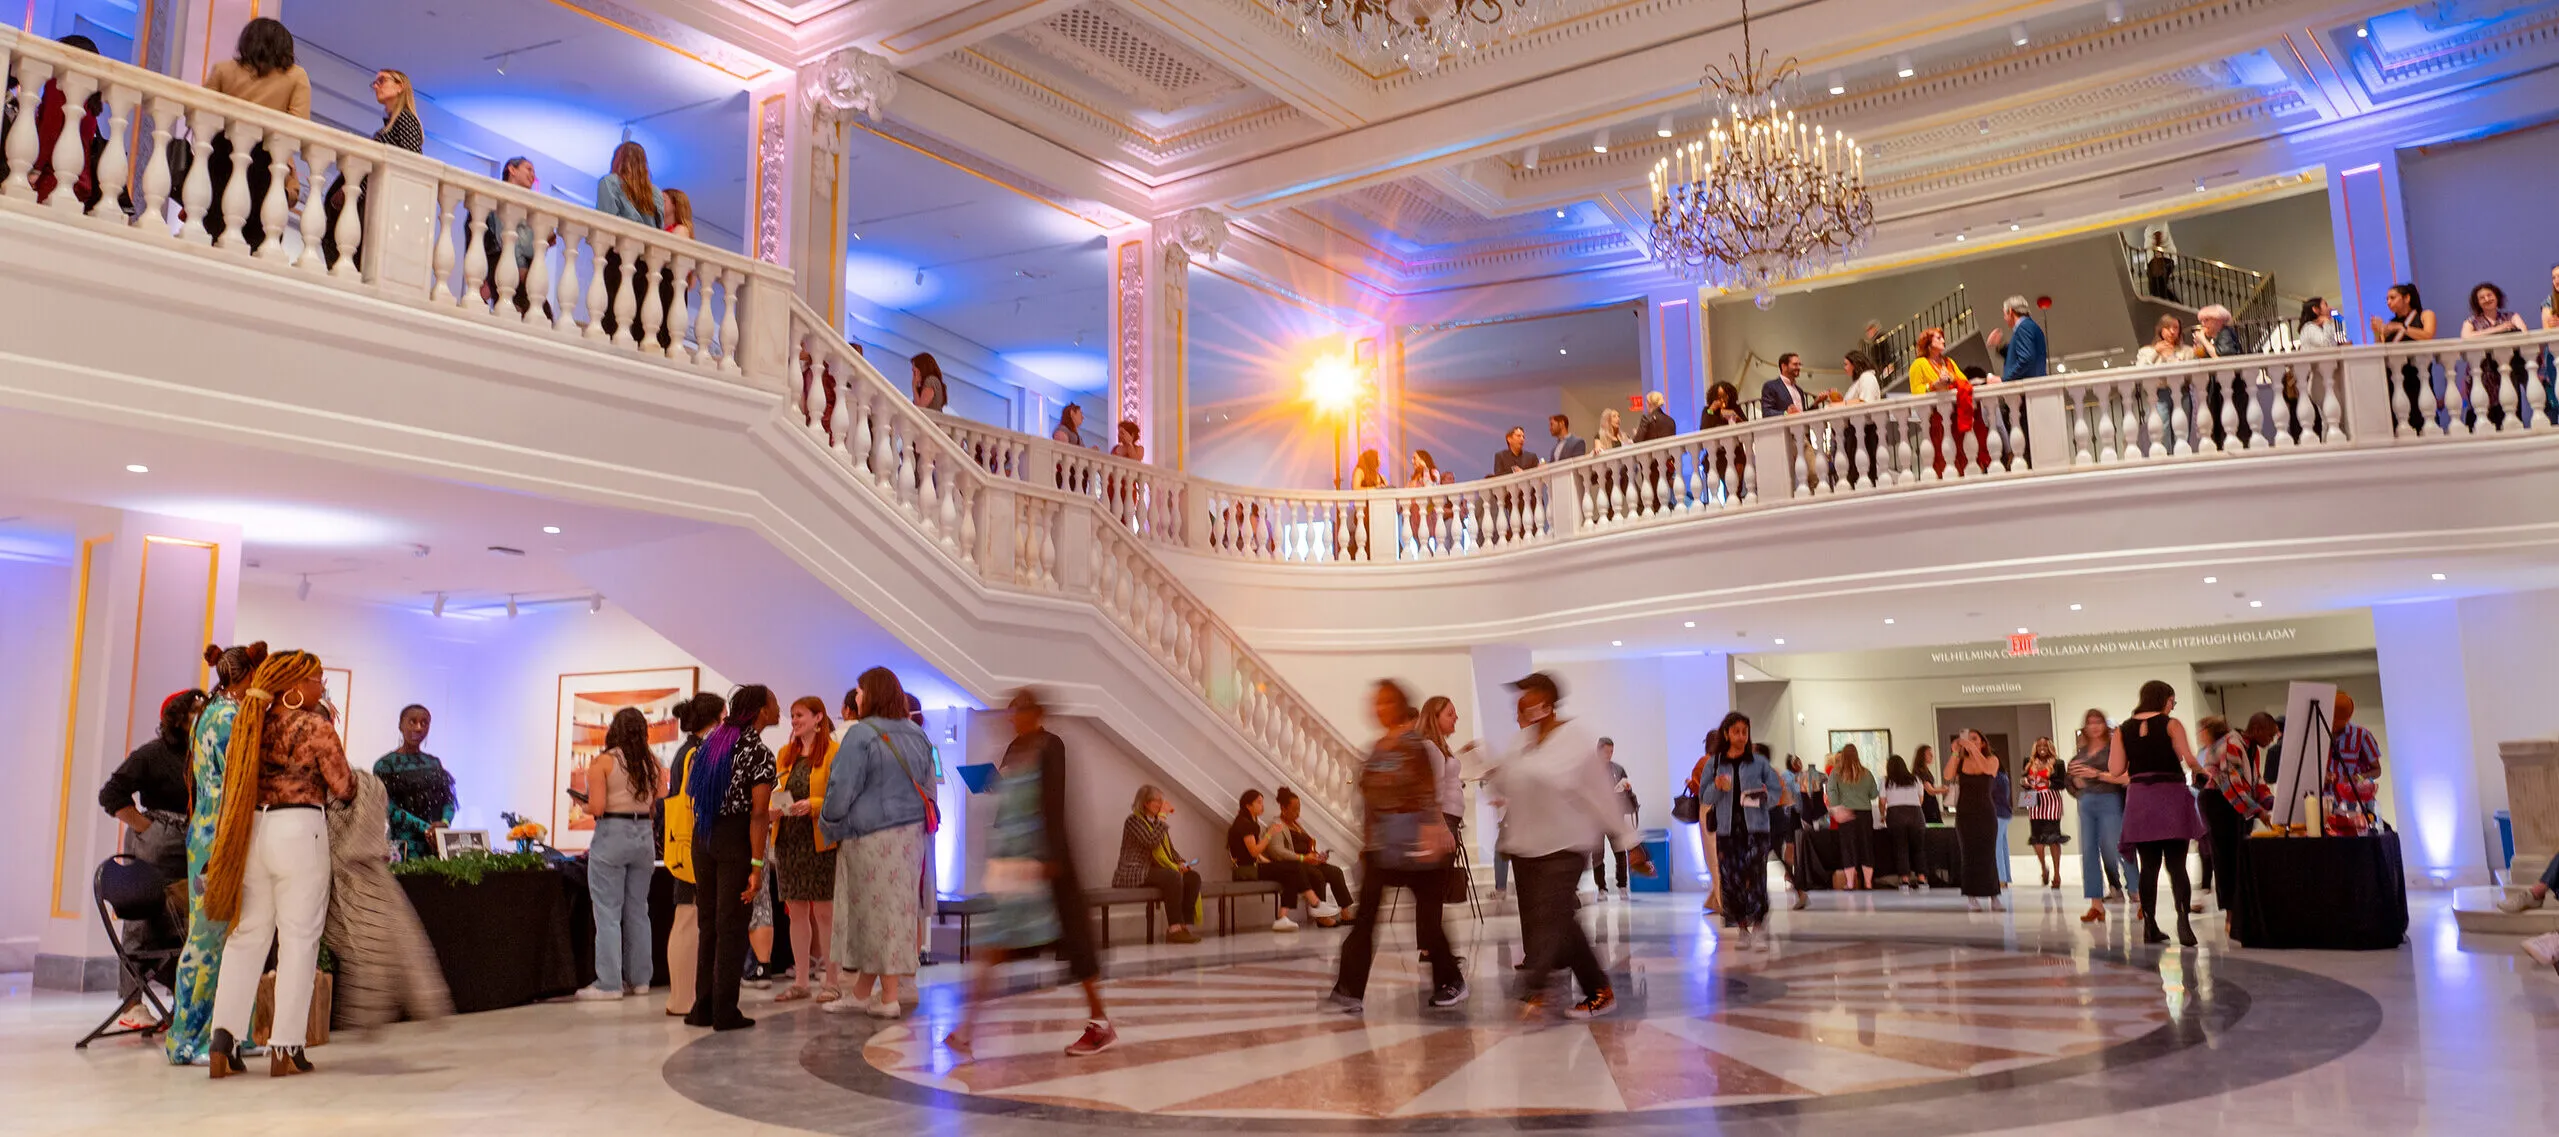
[{"left": 282, "top": 691, "right": 307, "bottom": 711}]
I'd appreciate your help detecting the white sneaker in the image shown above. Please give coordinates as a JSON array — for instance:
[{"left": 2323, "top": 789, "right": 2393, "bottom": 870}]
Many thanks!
[
  {"left": 820, "top": 994, "right": 869, "bottom": 1015},
  {"left": 1310, "top": 902, "right": 1342, "bottom": 920},
  {"left": 2521, "top": 932, "right": 2559, "bottom": 970},
  {"left": 2495, "top": 889, "right": 2547, "bottom": 915},
  {"left": 624, "top": 984, "right": 653, "bottom": 997},
  {"left": 1753, "top": 929, "right": 1775, "bottom": 952},
  {"left": 868, "top": 998, "right": 905, "bottom": 1019},
  {"left": 573, "top": 986, "right": 623, "bottom": 1002},
  {"left": 1728, "top": 926, "right": 1752, "bottom": 951},
  {"left": 1271, "top": 916, "right": 1300, "bottom": 933}
]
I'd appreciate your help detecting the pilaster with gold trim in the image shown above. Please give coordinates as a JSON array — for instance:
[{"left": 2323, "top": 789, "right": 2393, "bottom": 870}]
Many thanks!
[
  {"left": 1111, "top": 209, "right": 1226, "bottom": 470},
  {"left": 782, "top": 47, "right": 900, "bottom": 325},
  {"left": 35, "top": 511, "right": 240, "bottom": 991}
]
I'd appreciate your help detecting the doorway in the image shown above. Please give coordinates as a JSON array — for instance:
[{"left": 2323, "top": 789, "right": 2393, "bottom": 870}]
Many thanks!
[{"left": 1933, "top": 702, "right": 2056, "bottom": 858}]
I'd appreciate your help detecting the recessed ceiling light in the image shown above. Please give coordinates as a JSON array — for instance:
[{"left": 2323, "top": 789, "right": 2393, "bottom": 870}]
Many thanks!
[
  {"left": 1554, "top": 209, "right": 1566, "bottom": 218},
  {"left": 1883, "top": 618, "right": 1896, "bottom": 625},
  {"left": 2017, "top": 627, "right": 2030, "bottom": 634},
  {"left": 1773, "top": 637, "right": 1786, "bottom": 645},
  {"left": 1896, "top": 55, "right": 1915, "bottom": 78},
  {"left": 124, "top": 464, "right": 147, "bottom": 473},
  {"left": 542, "top": 525, "right": 561, "bottom": 534},
  {"left": 2009, "top": 223, "right": 2021, "bottom": 231},
  {"left": 1683, "top": 621, "right": 1696, "bottom": 628},
  {"left": 1611, "top": 640, "right": 1623, "bottom": 646},
  {"left": 1829, "top": 85, "right": 1845, "bottom": 95},
  {"left": 2356, "top": 25, "right": 2368, "bottom": 37},
  {"left": 2249, "top": 600, "right": 2264, "bottom": 608},
  {"left": 2069, "top": 603, "right": 2083, "bottom": 611},
  {"left": 1954, "top": 233, "right": 1967, "bottom": 242},
  {"left": 2431, "top": 573, "right": 2446, "bottom": 581},
  {"left": 2203, "top": 576, "right": 2218, "bottom": 584},
  {"left": 1656, "top": 114, "right": 1673, "bottom": 138},
  {"left": 1559, "top": 348, "right": 1569, "bottom": 355},
  {"left": 2011, "top": 24, "right": 2029, "bottom": 46},
  {"left": 1591, "top": 129, "right": 1608, "bottom": 154}
]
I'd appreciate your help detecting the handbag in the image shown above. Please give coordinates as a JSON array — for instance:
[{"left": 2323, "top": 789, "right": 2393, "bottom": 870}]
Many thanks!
[
  {"left": 848, "top": 721, "right": 941, "bottom": 834},
  {"left": 1671, "top": 794, "right": 1701, "bottom": 824},
  {"left": 1374, "top": 810, "right": 1453, "bottom": 871}
]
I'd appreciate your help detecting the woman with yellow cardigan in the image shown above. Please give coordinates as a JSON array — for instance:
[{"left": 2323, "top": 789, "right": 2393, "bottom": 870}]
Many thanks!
[{"left": 769, "top": 696, "right": 840, "bottom": 1003}]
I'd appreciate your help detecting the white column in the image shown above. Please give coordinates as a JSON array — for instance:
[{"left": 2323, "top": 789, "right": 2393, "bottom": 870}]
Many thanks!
[
  {"left": 1641, "top": 286, "right": 1707, "bottom": 429},
  {"left": 2325, "top": 149, "right": 2411, "bottom": 346},
  {"left": 2370, "top": 600, "right": 2488, "bottom": 886},
  {"left": 1114, "top": 210, "right": 1225, "bottom": 471},
  {"left": 789, "top": 49, "right": 899, "bottom": 327},
  {"left": 34, "top": 511, "right": 242, "bottom": 990},
  {"left": 1659, "top": 652, "right": 1732, "bottom": 893}
]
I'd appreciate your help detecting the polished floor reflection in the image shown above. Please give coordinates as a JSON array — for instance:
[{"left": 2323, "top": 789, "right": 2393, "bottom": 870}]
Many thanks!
[{"left": 5, "top": 887, "right": 2553, "bottom": 1135}]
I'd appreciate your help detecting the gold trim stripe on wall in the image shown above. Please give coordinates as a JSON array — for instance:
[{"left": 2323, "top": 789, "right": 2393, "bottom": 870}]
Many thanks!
[{"left": 48, "top": 536, "right": 107, "bottom": 920}]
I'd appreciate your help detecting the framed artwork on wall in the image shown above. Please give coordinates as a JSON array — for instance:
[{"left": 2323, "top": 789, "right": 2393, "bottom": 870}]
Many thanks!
[
  {"left": 322, "top": 667, "right": 353, "bottom": 746},
  {"left": 552, "top": 667, "right": 699, "bottom": 851},
  {"left": 1827, "top": 729, "right": 1891, "bottom": 769}
]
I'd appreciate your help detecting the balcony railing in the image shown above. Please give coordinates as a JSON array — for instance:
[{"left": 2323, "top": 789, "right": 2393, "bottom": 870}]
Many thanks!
[
  {"left": 925, "top": 333, "right": 2559, "bottom": 566},
  {"left": 0, "top": 28, "right": 789, "bottom": 383}
]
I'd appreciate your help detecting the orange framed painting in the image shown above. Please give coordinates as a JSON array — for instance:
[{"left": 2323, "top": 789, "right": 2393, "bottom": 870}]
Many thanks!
[{"left": 552, "top": 667, "right": 698, "bottom": 850}]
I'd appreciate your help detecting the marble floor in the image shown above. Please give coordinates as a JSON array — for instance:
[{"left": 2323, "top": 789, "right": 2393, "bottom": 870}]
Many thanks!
[{"left": 4, "top": 884, "right": 2554, "bottom": 1135}]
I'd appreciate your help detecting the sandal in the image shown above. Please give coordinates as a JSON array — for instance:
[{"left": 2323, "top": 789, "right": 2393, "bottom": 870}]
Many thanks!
[
  {"left": 815, "top": 987, "right": 842, "bottom": 1004},
  {"left": 773, "top": 986, "right": 811, "bottom": 1002}
]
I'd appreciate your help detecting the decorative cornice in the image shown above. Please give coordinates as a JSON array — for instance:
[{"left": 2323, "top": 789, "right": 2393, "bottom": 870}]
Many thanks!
[
  {"left": 1016, "top": 2, "right": 1250, "bottom": 113},
  {"left": 2359, "top": 7, "right": 2559, "bottom": 90},
  {"left": 937, "top": 46, "right": 1306, "bottom": 166},
  {"left": 1368, "top": 0, "right": 1690, "bottom": 92},
  {"left": 1871, "top": 89, "right": 2309, "bottom": 203}
]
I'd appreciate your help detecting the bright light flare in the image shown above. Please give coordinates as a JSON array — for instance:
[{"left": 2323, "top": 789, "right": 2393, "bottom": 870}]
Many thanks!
[{"left": 1302, "top": 353, "right": 1363, "bottom": 414}]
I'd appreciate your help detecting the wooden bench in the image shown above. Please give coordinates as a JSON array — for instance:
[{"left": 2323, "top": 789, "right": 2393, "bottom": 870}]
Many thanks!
[
  {"left": 1202, "top": 879, "right": 1282, "bottom": 935},
  {"left": 1084, "top": 887, "right": 1163, "bottom": 948},
  {"left": 934, "top": 895, "right": 999, "bottom": 962}
]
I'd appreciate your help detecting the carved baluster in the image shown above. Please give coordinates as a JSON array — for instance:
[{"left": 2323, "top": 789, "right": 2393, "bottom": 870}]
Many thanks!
[
  {"left": 486, "top": 201, "right": 522, "bottom": 317},
  {"left": 293, "top": 143, "right": 334, "bottom": 271},
  {"left": 179, "top": 109, "right": 219, "bottom": 243},
  {"left": 457, "top": 195, "right": 491, "bottom": 308},
  {"left": 136, "top": 97, "right": 176, "bottom": 235},
  {"left": 718, "top": 270, "right": 744, "bottom": 375},
  {"left": 2416, "top": 361, "right": 2441, "bottom": 436},
  {"left": 211, "top": 120, "right": 254, "bottom": 250},
  {"left": 424, "top": 184, "right": 460, "bottom": 299},
  {"left": 605, "top": 237, "right": 642, "bottom": 349},
  {"left": 254, "top": 130, "right": 292, "bottom": 258},
  {"left": 669, "top": 255, "right": 701, "bottom": 361},
  {"left": 2164, "top": 379, "right": 2189, "bottom": 456},
  {"left": 324, "top": 155, "right": 368, "bottom": 278},
  {"left": 36, "top": 66, "right": 95, "bottom": 211},
  {"left": 90, "top": 84, "right": 136, "bottom": 223},
  {"left": 2524, "top": 359, "right": 2552, "bottom": 434},
  {"left": 2469, "top": 363, "right": 2494, "bottom": 435},
  {"left": 523, "top": 213, "right": 558, "bottom": 326},
  {"left": 0, "top": 59, "right": 49, "bottom": 200},
  {"left": 637, "top": 246, "right": 669, "bottom": 355}
]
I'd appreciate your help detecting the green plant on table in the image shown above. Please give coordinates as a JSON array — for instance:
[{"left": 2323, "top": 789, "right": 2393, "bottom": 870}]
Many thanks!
[{"left": 390, "top": 848, "right": 548, "bottom": 885}]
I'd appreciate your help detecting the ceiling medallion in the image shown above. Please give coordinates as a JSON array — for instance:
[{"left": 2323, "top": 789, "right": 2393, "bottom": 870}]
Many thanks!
[
  {"left": 1277, "top": 0, "right": 1559, "bottom": 74},
  {"left": 1647, "top": 0, "right": 1873, "bottom": 306}
]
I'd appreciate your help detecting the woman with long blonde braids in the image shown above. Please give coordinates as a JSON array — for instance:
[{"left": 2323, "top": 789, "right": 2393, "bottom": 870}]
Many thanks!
[
  {"left": 202, "top": 650, "right": 353, "bottom": 1079},
  {"left": 164, "top": 642, "right": 265, "bottom": 1067}
]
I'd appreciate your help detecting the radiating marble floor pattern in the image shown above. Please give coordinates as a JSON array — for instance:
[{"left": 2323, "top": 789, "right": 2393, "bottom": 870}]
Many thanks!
[{"left": 4, "top": 888, "right": 2555, "bottom": 1135}]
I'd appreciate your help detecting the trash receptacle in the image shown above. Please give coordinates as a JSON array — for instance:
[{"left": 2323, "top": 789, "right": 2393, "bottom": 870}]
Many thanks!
[{"left": 1632, "top": 828, "right": 1672, "bottom": 893}]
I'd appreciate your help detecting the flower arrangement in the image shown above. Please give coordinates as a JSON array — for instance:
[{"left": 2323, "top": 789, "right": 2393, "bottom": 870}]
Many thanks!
[{"left": 501, "top": 812, "right": 550, "bottom": 854}]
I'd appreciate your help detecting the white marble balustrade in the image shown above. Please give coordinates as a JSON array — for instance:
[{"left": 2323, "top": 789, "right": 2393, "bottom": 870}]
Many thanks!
[
  {"left": 2382, "top": 337, "right": 2557, "bottom": 440},
  {"left": 1, "top": 30, "right": 374, "bottom": 283}
]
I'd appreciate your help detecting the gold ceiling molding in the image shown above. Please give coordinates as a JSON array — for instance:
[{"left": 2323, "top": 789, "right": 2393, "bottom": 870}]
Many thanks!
[
  {"left": 1015, "top": 2, "right": 1252, "bottom": 113},
  {"left": 938, "top": 45, "right": 1308, "bottom": 164}
]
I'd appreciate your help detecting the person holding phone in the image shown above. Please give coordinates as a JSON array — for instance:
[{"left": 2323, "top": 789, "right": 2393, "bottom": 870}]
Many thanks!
[
  {"left": 1112, "top": 786, "right": 1203, "bottom": 943},
  {"left": 1690, "top": 713, "right": 1786, "bottom": 951}
]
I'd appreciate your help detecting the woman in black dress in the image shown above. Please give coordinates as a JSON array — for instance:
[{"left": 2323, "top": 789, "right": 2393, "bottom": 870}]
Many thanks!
[
  {"left": 1949, "top": 731, "right": 2003, "bottom": 910},
  {"left": 1913, "top": 745, "right": 1945, "bottom": 824}
]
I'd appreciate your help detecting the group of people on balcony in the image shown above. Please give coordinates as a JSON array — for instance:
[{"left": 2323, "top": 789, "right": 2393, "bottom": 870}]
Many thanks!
[{"left": 9, "top": 19, "right": 707, "bottom": 339}]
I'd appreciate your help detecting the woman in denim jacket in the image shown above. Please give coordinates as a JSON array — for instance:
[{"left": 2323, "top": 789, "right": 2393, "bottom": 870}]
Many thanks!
[
  {"left": 1688, "top": 712, "right": 1790, "bottom": 951},
  {"left": 818, "top": 667, "right": 933, "bottom": 1019}
]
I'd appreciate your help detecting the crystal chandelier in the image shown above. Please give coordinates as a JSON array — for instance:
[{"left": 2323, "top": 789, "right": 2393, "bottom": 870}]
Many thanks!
[
  {"left": 1647, "top": 0, "right": 1873, "bottom": 304},
  {"left": 1278, "top": 1, "right": 1560, "bottom": 73}
]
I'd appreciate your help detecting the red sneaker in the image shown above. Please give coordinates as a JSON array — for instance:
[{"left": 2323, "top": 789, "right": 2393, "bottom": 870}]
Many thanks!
[
  {"left": 1568, "top": 988, "right": 1617, "bottom": 1020},
  {"left": 1065, "top": 1019, "right": 1118, "bottom": 1057}
]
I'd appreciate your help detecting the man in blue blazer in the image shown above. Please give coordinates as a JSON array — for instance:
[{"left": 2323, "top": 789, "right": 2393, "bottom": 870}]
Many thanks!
[
  {"left": 1998, "top": 296, "right": 2047, "bottom": 381},
  {"left": 1546, "top": 414, "right": 1588, "bottom": 462},
  {"left": 1759, "top": 353, "right": 1819, "bottom": 417}
]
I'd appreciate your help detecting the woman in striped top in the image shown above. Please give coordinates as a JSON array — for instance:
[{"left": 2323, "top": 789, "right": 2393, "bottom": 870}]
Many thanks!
[{"left": 1112, "top": 786, "right": 1202, "bottom": 944}]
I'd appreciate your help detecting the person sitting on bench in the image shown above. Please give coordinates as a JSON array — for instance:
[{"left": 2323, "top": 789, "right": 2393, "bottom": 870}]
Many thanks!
[
  {"left": 1266, "top": 787, "right": 1354, "bottom": 921},
  {"left": 1113, "top": 785, "right": 1203, "bottom": 944},
  {"left": 1229, "top": 790, "right": 1338, "bottom": 930}
]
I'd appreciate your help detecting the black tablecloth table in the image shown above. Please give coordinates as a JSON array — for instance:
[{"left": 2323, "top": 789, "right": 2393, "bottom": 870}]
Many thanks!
[
  {"left": 1795, "top": 825, "right": 1963, "bottom": 890},
  {"left": 400, "top": 868, "right": 585, "bottom": 1014},
  {"left": 2228, "top": 832, "right": 2408, "bottom": 950}
]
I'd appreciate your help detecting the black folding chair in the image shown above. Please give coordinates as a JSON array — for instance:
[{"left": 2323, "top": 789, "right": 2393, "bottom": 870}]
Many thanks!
[{"left": 75, "top": 854, "right": 181, "bottom": 1049}]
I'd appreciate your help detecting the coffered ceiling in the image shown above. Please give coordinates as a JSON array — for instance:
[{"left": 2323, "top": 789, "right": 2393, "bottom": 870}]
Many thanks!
[{"left": 623, "top": 0, "right": 2559, "bottom": 304}]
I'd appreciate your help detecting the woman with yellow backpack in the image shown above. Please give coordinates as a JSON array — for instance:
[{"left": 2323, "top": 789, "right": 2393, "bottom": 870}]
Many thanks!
[{"left": 659, "top": 692, "right": 725, "bottom": 1018}]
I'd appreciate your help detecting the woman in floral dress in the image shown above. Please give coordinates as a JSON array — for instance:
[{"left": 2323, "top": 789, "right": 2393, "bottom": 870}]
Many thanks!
[{"left": 164, "top": 642, "right": 263, "bottom": 1065}]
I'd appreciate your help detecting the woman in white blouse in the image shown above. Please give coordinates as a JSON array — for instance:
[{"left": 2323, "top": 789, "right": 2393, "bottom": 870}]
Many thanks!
[
  {"left": 2136, "top": 314, "right": 2192, "bottom": 366},
  {"left": 1839, "top": 350, "right": 1882, "bottom": 404},
  {"left": 1593, "top": 409, "right": 1628, "bottom": 451}
]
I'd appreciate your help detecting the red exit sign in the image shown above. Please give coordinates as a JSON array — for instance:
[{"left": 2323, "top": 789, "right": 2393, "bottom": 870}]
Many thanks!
[{"left": 2008, "top": 632, "right": 2039, "bottom": 656}]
